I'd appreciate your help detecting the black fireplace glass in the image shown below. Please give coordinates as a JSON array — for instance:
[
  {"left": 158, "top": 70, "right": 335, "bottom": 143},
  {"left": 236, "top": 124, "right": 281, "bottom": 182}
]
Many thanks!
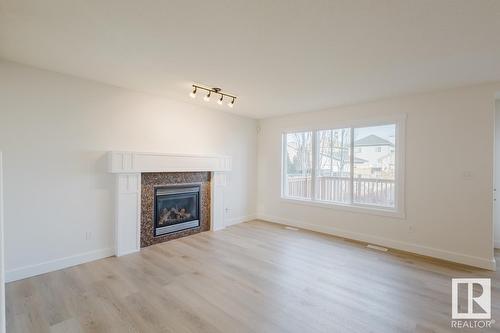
[{"left": 154, "top": 185, "right": 200, "bottom": 236}]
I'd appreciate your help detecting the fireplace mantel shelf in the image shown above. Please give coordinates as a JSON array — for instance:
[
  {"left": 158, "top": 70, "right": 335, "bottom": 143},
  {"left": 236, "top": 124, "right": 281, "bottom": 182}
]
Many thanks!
[
  {"left": 108, "top": 151, "right": 231, "bottom": 173},
  {"left": 107, "top": 151, "right": 232, "bottom": 256}
]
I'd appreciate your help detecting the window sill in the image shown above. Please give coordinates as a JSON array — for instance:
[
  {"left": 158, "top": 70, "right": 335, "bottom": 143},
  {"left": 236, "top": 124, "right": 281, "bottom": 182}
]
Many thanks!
[{"left": 280, "top": 197, "right": 405, "bottom": 219}]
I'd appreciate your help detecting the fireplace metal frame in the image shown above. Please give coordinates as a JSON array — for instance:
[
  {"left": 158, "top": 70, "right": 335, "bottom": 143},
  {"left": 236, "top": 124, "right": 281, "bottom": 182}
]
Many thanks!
[{"left": 153, "top": 183, "right": 201, "bottom": 237}]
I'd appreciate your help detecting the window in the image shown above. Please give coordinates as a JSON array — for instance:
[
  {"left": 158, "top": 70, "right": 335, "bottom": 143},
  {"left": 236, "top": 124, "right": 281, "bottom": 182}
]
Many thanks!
[
  {"left": 353, "top": 124, "right": 396, "bottom": 207},
  {"left": 282, "top": 119, "right": 404, "bottom": 215},
  {"left": 283, "top": 131, "right": 312, "bottom": 199},
  {"left": 316, "top": 128, "right": 351, "bottom": 203}
]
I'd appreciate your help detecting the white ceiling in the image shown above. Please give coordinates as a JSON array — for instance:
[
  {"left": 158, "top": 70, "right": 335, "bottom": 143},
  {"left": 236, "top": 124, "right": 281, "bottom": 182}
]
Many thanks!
[{"left": 1, "top": 0, "right": 500, "bottom": 119}]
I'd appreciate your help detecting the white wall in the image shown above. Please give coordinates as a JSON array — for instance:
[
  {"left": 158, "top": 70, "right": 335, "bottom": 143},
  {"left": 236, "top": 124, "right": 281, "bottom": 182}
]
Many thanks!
[
  {"left": 258, "top": 83, "right": 500, "bottom": 270},
  {"left": 495, "top": 100, "right": 500, "bottom": 248},
  {"left": 0, "top": 61, "right": 258, "bottom": 281},
  {"left": 1, "top": 59, "right": 498, "bottom": 281}
]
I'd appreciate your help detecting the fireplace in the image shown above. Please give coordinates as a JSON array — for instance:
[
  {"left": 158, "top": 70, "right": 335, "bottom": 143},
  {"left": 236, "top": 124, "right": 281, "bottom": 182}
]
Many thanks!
[
  {"left": 154, "top": 184, "right": 200, "bottom": 236},
  {"left": 141, "top": 172, "right": 211, "bottom": 248},
  {"left": 109, "top": 151, "right": 228, "bottom": 255}
]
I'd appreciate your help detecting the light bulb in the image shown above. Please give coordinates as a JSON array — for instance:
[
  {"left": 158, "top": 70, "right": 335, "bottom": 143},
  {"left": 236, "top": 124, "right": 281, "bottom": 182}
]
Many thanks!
[
  {"left": 189, "top": 86, "right": 197, "bottom": 98},
  {"left": 204, "top": 91, "right": 211, "bottom": 102},
  {"left": 228, "top": 97, "right": 235, "bottom": 108},
  {"left": 217, "top": 94, "right": 223, "bottom": 105}
]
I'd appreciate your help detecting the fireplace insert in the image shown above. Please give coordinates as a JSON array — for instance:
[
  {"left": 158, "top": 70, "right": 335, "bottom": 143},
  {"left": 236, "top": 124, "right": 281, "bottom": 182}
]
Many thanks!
[{"left": 154, "top": 184, "right": 200, "bottom": 236}]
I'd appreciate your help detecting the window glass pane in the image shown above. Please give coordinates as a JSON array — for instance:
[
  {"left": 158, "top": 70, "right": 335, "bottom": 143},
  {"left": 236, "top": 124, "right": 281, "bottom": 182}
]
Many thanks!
[
  {"left": 284, "top": 131, "right": 312, "bottom": 199},
  {"left": 353, "top": 124, "right": 396, "bottom": 207},
  {"left": 316, "top": 128, "right": 351, "bottom": 203}
]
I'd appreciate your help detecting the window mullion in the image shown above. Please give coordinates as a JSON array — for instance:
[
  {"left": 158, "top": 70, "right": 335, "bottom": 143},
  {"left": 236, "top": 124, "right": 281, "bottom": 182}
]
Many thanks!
[
  {"left": 349, "top": 127, "right": 354, "bottom": 204},
  {"left": 282, "top": 133, "right": 287, "bottom": 197},
  {"left": 311, "top": 130, "right": 317, "bottom": 201}
]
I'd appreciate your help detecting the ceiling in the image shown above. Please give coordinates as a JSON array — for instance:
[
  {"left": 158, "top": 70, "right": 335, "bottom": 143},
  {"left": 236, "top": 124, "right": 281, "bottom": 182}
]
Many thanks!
[{"left": 1, "top": 0, "right": 500, "bottom": 119}]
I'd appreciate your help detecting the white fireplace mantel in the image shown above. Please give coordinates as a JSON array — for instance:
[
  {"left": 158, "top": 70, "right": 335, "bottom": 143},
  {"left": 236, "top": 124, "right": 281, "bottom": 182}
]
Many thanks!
[{"left": 108, "top": 151, "right": 231, "bottom": 256}]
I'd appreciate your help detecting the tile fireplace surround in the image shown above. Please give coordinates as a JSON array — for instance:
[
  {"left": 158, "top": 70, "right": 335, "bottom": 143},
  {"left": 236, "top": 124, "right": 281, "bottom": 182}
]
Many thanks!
[
  {"left": 108, "top": 151, "right": 231, "bottom": 256},
  {"left": 140, "top": 172, "right": 211, "bottom": 247}
]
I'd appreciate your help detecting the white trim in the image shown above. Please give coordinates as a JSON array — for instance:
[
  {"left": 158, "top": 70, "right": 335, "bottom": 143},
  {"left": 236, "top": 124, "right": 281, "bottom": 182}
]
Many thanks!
[
  {"left": 0, "top": 153, "right": 5, "bottom": 333},
  {"left": 5, "top": 247, "right": 114, "bottom": 283},
  {"left": 280, "top": 113, "right": 408, "bottom": 133},
  {"left": 311, "top": 132, "right": 317, "bottom": 199},
  {"left": 281, "top": 116, "right": 406, "bottom": 218},
  {"left": 108, "top": 151, "right": 231, "bottom": 173},
  {"left": 281, "top": 135, "right": 288, "bottom": 197},
  {"left": 257, "top": 214, "right": 496, "bottom": 271},
  {"left": 280, "top": 197, "right": 405, "bottom": 219},
  {"left": 395, "top": 115, "right": 407, "bottom": 216},
  {"left": 109, "top": 152, "right": 231, "bottom": 256},
  {"left": 114, "top": 174, "right": 142, "bottom": 256},
  {"left": 349, "top": 128, "right": 355, "bottom": 203},
  {"left": 224, "top": 214, "right": 257, "bottom": 227},
  {"left": 210, "top": 171, "right": 228, "bottom": 232}
]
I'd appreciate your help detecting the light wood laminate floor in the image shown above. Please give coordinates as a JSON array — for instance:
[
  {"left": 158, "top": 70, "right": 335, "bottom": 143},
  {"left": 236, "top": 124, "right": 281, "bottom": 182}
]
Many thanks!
[{"left": 6, "top": 220, "right": 500, "bottom": 332}]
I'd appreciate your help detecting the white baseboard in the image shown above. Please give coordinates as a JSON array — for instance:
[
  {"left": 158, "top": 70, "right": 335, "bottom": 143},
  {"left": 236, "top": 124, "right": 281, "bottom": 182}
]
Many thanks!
[
  {"left": 6, "top": 247, "right": 114, "bottom": 282},
  {"left": 257, "top": 214, "right": 497, "bottom": 271},
  {"left": 224, "top": 214, "right": 257, "bottom": 227},
  {"left": 6, "top": 214, "right": 257, "bottom": 283},
  {"left": 7, "top": 216, "right": 494, "bottom": 282}
]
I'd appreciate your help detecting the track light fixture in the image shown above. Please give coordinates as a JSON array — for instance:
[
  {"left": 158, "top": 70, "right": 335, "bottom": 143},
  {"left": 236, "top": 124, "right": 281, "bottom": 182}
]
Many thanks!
[
  {"left": 189, "top": 85, "right": 237, "bottom": 108},
  {"left": 190, "top": 86, "right": 197, "bottom": 98}
]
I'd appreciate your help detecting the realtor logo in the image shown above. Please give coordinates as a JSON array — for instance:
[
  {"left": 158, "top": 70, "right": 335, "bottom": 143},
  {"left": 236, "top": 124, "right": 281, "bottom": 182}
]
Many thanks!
[{"left": 452, "top": 278, "right": 491, "bottom": 319}]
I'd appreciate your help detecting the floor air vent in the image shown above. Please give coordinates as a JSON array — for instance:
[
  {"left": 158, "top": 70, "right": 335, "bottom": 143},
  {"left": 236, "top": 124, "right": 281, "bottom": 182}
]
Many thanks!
[{"left": 366, "top": 244, "right": 388, "bottom": 252}]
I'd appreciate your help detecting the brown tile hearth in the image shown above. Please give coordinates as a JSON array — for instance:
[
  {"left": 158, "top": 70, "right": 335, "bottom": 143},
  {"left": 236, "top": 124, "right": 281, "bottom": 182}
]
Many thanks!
[{"left": 141, "top": 172, "right": 211, "bottom": 248}]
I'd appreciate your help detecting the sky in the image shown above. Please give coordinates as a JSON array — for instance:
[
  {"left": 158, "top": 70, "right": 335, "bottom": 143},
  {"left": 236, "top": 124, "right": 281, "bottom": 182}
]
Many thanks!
[{"left": 354, "top": 124, "right": 395, "bottom": 144}]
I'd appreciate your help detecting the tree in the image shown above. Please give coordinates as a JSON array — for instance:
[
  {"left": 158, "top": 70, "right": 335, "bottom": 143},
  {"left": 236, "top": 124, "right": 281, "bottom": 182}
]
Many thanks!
[
  {"left": 318, "top": 129, "right": 350, "bottom": 177},
  {"left": 286, "top": 132, "right": 311, "bottom": 176}
]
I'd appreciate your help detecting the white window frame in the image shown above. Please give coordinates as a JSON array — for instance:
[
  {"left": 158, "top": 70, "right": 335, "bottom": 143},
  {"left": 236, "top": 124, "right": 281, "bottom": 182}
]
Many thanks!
[{"left": 281, "top": 115, "right": 406, "bottom": 219}]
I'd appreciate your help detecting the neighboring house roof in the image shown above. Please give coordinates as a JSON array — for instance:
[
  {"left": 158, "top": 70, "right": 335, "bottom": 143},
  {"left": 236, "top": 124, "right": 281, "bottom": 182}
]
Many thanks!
[
  {"left": 354, "top": 157, "right": 368, "bottom": 164},
  {"left": 319, "top": 152, "right": 367, "bottom": 164},
  {"left": 354, "top": 135, "right": 394, "bottom": 147}
]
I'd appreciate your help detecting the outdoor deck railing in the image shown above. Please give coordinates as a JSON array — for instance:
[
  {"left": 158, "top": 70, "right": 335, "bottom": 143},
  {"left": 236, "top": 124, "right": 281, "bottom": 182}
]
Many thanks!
[{"left": 286, "top": 176, "right": 395, "bottom": 206}]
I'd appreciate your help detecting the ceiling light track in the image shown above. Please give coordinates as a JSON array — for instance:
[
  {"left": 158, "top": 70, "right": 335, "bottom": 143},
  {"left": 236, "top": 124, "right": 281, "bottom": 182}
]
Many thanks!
[{"left": 190, "top": 84, "right": 237, "bottom": 108}]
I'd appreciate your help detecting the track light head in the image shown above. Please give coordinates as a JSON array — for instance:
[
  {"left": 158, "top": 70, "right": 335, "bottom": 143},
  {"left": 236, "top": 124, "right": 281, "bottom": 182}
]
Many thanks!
[
  {"left": 203, "top": 91, "right": 211, "bottom": 102},
  {"left": 189, "top": 86, "right": 197, "bottom": 98},
  {"left": 228, "top": 97, "right": 235, "bottom": 108},
  {"left": 217, "top": 94, "right": 223, "bottom": 105}
]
